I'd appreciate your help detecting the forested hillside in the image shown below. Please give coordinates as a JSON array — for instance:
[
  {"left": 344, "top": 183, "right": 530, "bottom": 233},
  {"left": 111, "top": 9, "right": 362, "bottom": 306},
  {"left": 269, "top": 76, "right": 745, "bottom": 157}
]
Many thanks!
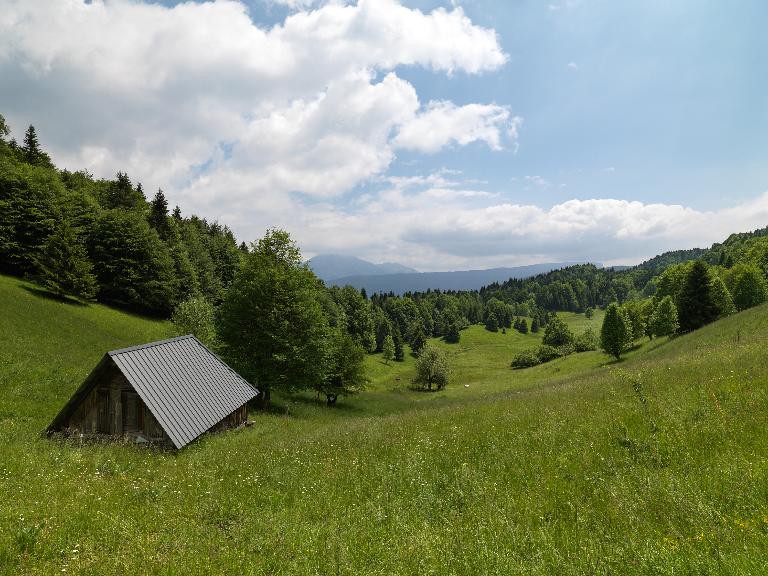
[
  {"left": 0, "top": 115, "right": 243, "bottom": 316},
  {"left": 3, "top": 113, "right": 768, "bottom": 403}
]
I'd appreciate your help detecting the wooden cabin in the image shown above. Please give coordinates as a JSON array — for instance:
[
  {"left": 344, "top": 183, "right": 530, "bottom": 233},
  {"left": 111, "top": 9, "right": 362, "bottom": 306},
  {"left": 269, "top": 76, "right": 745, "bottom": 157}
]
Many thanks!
[{"left": 47, "top": 335, "right": 258, "bottom": 449}]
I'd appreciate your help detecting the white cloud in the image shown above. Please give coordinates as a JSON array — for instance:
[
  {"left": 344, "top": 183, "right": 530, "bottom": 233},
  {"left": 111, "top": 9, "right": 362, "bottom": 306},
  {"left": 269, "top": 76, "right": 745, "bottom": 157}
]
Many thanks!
[
  {"left": 393, "top": 101, "right": 515, "bottom": 153},
  {"left": 567, "top": 61, "right": 578, "bottom": 71},
  {"left": 0, "top": 0, "right": 510, "bottom": 206},
  {"left": 287, "top": 184, "right": 768, "bottom": 270}
]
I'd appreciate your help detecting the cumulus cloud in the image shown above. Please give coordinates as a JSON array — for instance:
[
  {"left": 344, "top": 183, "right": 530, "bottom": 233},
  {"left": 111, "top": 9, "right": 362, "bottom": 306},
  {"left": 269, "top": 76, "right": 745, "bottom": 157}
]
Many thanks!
[
  {"left": 393, "top": 101, "right": 517, "bottom": 153},
  {"left": 293, "top": 183, "right": 768, "bottom": 270},
  {"left": 0, "top": 0, "right": 510, "bottom": 204}
]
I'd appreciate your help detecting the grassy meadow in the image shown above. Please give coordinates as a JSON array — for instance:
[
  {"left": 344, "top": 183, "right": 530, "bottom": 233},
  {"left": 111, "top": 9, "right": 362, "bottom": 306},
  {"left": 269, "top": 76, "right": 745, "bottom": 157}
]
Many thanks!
[{"left": 1, "top": 273, "right": 768, "bottom": 574}]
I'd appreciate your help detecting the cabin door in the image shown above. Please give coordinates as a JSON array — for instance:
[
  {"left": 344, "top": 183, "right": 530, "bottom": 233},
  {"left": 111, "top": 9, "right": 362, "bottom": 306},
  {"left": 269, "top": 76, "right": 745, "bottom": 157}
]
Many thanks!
[{"left": 121, "top": 391, "right": 143, "bottom": 433}]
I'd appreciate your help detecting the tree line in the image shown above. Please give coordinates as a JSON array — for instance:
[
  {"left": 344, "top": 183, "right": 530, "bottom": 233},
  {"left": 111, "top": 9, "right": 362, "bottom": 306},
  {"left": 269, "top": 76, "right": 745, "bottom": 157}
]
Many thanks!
[{"left": 0, "top": 116, "right": 243, "bottom": 316}]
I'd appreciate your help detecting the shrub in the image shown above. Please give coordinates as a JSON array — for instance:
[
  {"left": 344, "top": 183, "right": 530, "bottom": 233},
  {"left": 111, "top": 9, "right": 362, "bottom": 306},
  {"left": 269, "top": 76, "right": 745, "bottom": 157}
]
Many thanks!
[
  {"left": 511, "top": 349, "right": 541, "bottom": 369},
  {"left": 536, "top": 344, "right": 562, "bottom": 363},
  {"left": 557, "top": 342, "right": 575, "bottom": 357},
  {"left": 574, "top": 328, "right": 598, "bottom": 352},
  {"left": 542, "top": 316, "right": 574, "bottom": 347}
]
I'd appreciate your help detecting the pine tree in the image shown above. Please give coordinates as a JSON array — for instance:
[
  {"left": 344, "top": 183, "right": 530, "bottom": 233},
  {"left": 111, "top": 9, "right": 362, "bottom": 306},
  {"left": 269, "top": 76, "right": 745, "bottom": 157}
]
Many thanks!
[
  {"left": 518, "top": 318, "right": 528, "bottom": 334},
  {"left": 677, "top": 260, "right": 718, "bottom": 332},
  {"left": 485, "top": 312, "right": 499, "bottom": 332},
  {"left": 530, "top": 317, "right": 540, "bottom": 333},
  {"left": 600, "top": 302, "right": 632, "bottom": 360},
  {"left": 649, "top": 296, "right": 679, "bottom": 337},
  {"left": 33, "top": 220, "right": 97, "bottom": 300},
  {"left": 382, "top": 334, "right": 395, "bottom": 364}
]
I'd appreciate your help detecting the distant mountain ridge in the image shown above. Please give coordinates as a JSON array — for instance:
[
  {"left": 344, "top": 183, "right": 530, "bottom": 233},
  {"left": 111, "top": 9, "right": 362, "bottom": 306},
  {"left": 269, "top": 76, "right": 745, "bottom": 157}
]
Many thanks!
[
  {"left": 328, "top": 262, "right": 595, "bottom": 295},
  {"left": 307, "top": 254, "right": 417, "bottom": 282}
]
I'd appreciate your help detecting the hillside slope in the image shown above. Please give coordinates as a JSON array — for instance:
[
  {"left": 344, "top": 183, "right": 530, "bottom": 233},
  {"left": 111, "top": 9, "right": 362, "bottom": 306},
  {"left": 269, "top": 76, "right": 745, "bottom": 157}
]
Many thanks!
[{"left": 1, "top": 274, "right": 767, "bottom": 575}]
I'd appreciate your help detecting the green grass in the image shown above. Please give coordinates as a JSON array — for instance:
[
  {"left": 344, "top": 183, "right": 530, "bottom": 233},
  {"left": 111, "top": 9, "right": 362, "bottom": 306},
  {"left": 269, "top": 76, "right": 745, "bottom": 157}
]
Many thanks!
[{"left": 1, "top": 273, "right": 767, "bottom": 574}]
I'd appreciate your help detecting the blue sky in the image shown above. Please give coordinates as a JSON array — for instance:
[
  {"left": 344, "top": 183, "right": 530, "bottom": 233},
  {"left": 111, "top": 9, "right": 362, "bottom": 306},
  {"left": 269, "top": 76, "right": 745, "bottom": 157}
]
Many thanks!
[{"left": 2, "top": 0, "right": 767, "bottom": 269}]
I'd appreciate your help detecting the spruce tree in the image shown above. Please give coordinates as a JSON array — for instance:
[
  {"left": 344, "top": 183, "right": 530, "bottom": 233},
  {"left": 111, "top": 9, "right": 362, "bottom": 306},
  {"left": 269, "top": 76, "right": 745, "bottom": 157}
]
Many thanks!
[
  {"left": 530, "top": 317, "right": 540, "bottom": 333},
  {"left": 148, "top": 189, "right": 172, "bottom": 240},
  {"left": 600, "top": 302, "right": 632, "bottom": 360},
  {"left": 518, "top": 318, "right": 528, "bottom": 334},
  {"left": 22, "top": 125, "right": 52, "bottom": 167},
  {"left": 485, "top": 312, "right": 499, "bottom": 332},
  {"left": 677, "top": 260, "right": 718, "bottom": 332},
  {"left": 33, "top": 220, "right": 97, "bottom": 300}
]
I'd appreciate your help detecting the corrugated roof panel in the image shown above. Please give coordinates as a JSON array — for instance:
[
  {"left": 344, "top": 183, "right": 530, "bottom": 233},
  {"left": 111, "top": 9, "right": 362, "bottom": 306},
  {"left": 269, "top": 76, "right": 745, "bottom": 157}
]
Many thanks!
[{"left": 109, "top": 335, "right": 258, "bottom": 448}]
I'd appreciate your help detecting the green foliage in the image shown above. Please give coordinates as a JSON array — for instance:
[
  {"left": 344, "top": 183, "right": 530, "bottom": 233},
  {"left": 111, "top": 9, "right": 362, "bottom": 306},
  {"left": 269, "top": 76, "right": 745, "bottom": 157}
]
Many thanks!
[
  {"left": 600, "top": 302, "right": 633, "bottom": 359},
  {"left": 649, "top": 295, "right": 679, "bottom": 337},
  {"left": 21, "top": 125, "right": 53, "bottom": 168},
  {"left": 709, "top": 273, "right": 736, "bottom": 317},
  {"left": 511, "top": 349, "right": 540, "bottom": 369},
  {"left": 621, "top": 300, "right": 647, "bottom": 342},
  {"left": 382, "top": 334, "right": 395, "bottom": 364},
  {"left": 217, "top": 229, "right": 330, "bottom": 407},
  {"left": 330, "top": 285, "right": 376, "bottom": 352},
  {"left": 392, "top": 325, "right": 405, "bottom": 361},
  {"left": 148, "top": 188, "right": 172, "bottom": 240},
  {"left": 677, "top": 260, "right": 719, "bottom": 332},
  {"left": 530, "top": 317, "right": 540, "bottom": 333},
  {"left": 32, "top": 220, "right": 97, "bottom": 301},
  {"left": 727, "top": 263, "right": 767, "bottom": 311},
  {"left": 517, "top": 318, "right": 528, "bottom": 334},
  {"left": 412, "top": 342, "right": 450, "bottom": 391},
  {"left": 316, "top": 330, "right": 368, "bottom": 405},
  {"left": 444, "top": 322, "right": 460, "bottom": 343},
  {"left": 89, "top": 210, "right": 177, "bottom": 315},
  {"left": 171, "top": 297, "right": 217, "bottom": 347},
  {"left": 484, "top": 312, "right": 499, "bottom": 332},
  {"left": 104, "top": 172, "right": 143, "bottom": 210},
  {"left": 541, "top": 316, "right": 573, "bottom": 347},
  {"left": 573, "top": 327, "right": 598, "bottom": 352},
  {"left": 584, "top": 307, "right": 594, "bottom": 318},
  {"left": 536, "top": 344, "right": 562, "bottom": 363},
  {"left": 408, "top": 321, "right": 427, "bottom": 354},
  {"left": 0, "top": 157, "right": 60, "bottom": 274}
]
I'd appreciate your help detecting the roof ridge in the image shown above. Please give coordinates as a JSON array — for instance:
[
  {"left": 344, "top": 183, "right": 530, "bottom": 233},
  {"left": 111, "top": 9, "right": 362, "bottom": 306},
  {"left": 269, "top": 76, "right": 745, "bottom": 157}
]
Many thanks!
[{"left": 108, "top": 334, "right": 195, "bottom": 356}]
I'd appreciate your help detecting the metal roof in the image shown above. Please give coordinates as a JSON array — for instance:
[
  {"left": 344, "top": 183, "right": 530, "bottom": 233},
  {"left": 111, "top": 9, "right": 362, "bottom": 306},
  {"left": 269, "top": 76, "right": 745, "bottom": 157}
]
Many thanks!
[
  {"left": 48, "top": 335, "right": 258, "bottom": 449},
  {"left": 108, "top": 335, "right": 258, "bottom": 449}
]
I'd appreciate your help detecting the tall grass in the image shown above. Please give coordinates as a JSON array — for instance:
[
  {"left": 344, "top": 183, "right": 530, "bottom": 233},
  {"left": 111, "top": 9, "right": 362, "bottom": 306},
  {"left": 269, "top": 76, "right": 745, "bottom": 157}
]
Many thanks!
[{"left": 1, "top": 274, "right": 767, "bottom": 574}]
